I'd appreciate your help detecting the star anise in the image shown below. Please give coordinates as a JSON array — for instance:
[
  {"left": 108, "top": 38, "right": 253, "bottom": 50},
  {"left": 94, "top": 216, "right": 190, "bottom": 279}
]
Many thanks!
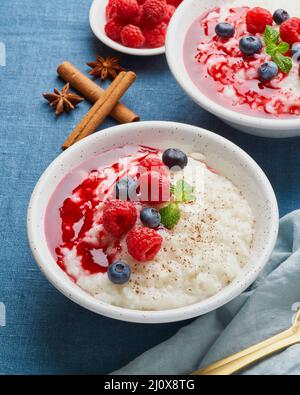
[
  {"left": 87, "top": 55, "right": 124, "bottom": 81},
  {"left": 43, "top": 83, "right": 84, "bottom": 116}
]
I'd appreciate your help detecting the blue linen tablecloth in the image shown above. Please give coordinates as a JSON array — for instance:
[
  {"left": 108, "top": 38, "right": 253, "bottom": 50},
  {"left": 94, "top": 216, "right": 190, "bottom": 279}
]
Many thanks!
[{"left": 0, "top": 0, "right": 300, "bottom": 374}]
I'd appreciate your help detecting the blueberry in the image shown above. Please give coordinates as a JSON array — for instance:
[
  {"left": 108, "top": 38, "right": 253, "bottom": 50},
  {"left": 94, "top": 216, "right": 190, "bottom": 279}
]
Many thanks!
[
  {"left": 162, "top": 148, "right": 188, "bottom": 170},
  {"left": 239, "top": 36, "right": 262, "bottom": 56},
  {"left": 115, "top": 176, "right": 138, "bottom": 201},
  {"left": 140, "top": 207, "right": 161, "bottom": 228},
  {"left": 291, "top": 43, "right": 300, "bottom": 61},
  {"left": 273, "top": 9, "right": 290, "bottom": 25},
  {"left": 258, "top": 61, "right": 279, "bottom": 82},
  {"left": 215, "top": 22, "right": 235, "bottom": 39},
  {"left": 108, "top": 261, "right": 131, "bottom": 284}
]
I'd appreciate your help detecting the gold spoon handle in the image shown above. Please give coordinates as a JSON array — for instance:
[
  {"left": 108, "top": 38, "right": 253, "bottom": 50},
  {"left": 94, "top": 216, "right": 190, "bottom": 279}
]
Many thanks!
[
  {"left": 192, "top": 309, "right": 300, "bottom": 375},
  {"left": 192, "top": 328, "right": 294, "bottom": 375},
  {"left": 195, "top": 333, "right": 299, "bottom": 375}
]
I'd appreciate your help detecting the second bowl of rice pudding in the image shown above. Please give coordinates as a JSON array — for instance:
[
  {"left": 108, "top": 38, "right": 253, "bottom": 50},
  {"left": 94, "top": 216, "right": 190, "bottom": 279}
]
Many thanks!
[
  {"left": 166, "top": 0, "right": 300, "bottom": 137},
  {"left": 27, "top": 122, "right": 279, "bottom": 323}
]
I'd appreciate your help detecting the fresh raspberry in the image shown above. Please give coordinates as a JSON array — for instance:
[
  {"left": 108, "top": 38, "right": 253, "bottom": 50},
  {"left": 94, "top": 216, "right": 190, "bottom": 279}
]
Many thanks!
[
  {"left": 105, "top": 19, "right": 124, "bottom": 41},
  {"left": 137, "top": 0, "right": 147, "bottom": 4},
  {"left": 116, "top": 0, "right": 139, "bottom": 22},
  {"left": 246, "top": 7, "right": 273, "bottom": 34},
  {"left": 167, "top": 0, "right": 182, "bottom": 7},
  {"left": 131, "top": 5, "right": 143, "bottom": 26},
  {"left": 143, "top": 22, "right": 167, "bottom": 47},
  {"left": 103, "top": 200, "right": 137, "bottom": 237},
  {"left": 126, "top": 226, "right": 163, "bottom": 262},
  {"left": 163, "top": 4, "right": 176, "bottom": 24},
  {"left": 139, "top": 170, "right": 170, "bottom": 203},
  {"left": 142, "top": 0, "right": 167, "bottom": 26},
  {"left": 121, "top": 24, "right": 145, "bottom": 47},
  {"left": 139, "top": 156, "right": 168, "bottom": 174},
  {"left": 106, "top": 0, "right": 118, "bottom": 19},
  {"left": 280, "top": 18, "right": 300, "bottom": 44}
]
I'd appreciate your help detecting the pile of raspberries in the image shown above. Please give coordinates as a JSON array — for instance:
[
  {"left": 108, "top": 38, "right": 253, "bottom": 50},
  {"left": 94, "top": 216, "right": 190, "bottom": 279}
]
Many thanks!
[{"left": 105, "top": 0, "right": 183, "bottom": 48}]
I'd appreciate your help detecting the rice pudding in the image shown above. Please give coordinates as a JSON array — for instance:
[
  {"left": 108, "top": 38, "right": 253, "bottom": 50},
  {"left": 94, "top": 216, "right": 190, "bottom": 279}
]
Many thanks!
[
  {"left": 45, "top": 145, "right": 255, "bottom": 311},
  {"left": 184, "top": 0, "right": 300, "bottom": 118}
]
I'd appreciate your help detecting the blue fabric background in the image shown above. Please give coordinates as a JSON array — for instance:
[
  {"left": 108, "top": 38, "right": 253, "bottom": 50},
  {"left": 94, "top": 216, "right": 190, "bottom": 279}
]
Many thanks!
[{"left": 0, "top": 0, "right": 299, "bottom": 374}]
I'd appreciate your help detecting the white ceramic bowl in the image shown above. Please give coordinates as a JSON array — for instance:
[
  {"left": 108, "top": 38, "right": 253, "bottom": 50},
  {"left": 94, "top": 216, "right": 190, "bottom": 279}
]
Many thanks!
[
  {"left": 89, "top": 0, "right": 165, "bottom": 56},
  {"left": 166, "top": 0, "right": 300, "bottom": 138},
  {"left": 27, "top": 121, "right": 279, "bottom": 323}
]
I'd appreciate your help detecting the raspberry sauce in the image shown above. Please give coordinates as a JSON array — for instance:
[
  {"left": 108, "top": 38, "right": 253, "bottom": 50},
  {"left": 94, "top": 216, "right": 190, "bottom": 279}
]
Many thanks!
[{"left": 45, "top": 145, "right": 160, "bottom": 278}]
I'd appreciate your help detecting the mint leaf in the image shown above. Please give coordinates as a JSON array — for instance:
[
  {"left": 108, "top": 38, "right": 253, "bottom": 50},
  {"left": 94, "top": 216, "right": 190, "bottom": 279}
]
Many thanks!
[
  {"left": 171, "top": 180, "right": 196, "bottom": 202},
  {"left": 184, "top": 194, "right": 196, "bottom": 202},
  {"left": 159, "top": 203, "right": 181, "bottom": 229},
  {"left": 163, "top": 180, "right": 196, "bottom": 229},
  {"left": 278, "top": 42, "right": 289, "bottom": 54},
  {"left": 267, "top": 44, "right": 278, "bottom": 58},
  {"left": 273, "top": 52, "right": 292, "bottom": 73},
  {"left": 263, "top": 26, "right": 291, "bottom": 74},
  {"left": 263, "top": 26, "right": 279, "bottom": 48}
]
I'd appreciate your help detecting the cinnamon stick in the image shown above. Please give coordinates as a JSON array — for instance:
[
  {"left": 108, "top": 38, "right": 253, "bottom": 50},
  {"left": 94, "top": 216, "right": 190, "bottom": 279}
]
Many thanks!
[
  {"left": 57, "top": 61, "right": 139, "bottom": 124},
  {"left": 62, "top": 71, "right": 136, "bottom": 149}
]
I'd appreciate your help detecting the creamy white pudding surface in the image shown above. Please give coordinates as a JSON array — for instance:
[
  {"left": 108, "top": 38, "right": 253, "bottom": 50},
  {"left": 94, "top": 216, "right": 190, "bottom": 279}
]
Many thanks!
[{"left": 63, "top": 155, "right": 255, "bottom": 311}]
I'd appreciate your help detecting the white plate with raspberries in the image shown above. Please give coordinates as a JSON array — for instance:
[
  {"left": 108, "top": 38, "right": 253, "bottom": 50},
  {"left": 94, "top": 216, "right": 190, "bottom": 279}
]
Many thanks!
[{"left": 89, "top": 0, "right": 183, "bottom": 56}]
